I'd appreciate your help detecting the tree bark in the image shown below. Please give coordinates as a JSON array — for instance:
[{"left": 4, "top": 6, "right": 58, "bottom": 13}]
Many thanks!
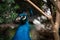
[
  {"left": 50, "top": 0, "right": 60, "bottom": 13},
  {"left": 45, "top": 0, "right": 60, "bottom": 40},
  {"left": 53, "top": 10, "right": 60, "bottom": 40}
]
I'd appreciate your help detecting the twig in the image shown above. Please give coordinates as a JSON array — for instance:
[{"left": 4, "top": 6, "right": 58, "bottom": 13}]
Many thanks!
[{"left": 26, "top": 0, "right": 52, "bottom": 20}]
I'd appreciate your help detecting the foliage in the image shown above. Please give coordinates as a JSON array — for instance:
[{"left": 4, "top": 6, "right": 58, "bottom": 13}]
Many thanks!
[
  {"left": 0, "top": 0, "right": 19, "bottom": 23},
  {"left": 0, "top": 17, "right": 4, "bottom": 23}
]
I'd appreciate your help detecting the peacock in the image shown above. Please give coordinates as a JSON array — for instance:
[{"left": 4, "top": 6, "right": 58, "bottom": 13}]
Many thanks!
[{"left": 13, "top": 12, "right": 31, "bottom": 40}]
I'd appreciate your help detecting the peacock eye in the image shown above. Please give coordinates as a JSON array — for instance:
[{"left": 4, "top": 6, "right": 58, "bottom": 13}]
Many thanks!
[
  {"left": 20, "top": 16, "right": 23, "bottom": 18},
  {"left": 22, "top": 16, "right": 26, "bottom": 20}
]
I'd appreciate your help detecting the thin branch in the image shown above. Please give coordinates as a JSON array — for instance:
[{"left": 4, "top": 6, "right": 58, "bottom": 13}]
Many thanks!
[{"left": 26, "top": 0, "right": 52, "bottom": 20}]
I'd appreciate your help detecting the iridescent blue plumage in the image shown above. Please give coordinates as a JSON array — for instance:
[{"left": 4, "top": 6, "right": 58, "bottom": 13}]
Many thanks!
[
  {"left": 13, "top": 12, "right": 31, "bottom": 40},
  {"left": 29, "top": 8, "right": 33, "bottom": 16}
]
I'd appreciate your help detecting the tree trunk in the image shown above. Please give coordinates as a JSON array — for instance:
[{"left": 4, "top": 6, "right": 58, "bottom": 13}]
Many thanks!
[
  {"left": 53, "top": 10, "right": 60, "bottom": 40},
  {"left": 50, "top": 0, "right": 60, "bottom": 40}
]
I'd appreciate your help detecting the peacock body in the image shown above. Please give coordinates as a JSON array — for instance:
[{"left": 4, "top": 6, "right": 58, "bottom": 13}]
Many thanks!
[{"left": 13, "top": 12, "right": 31, "bottom": 40}]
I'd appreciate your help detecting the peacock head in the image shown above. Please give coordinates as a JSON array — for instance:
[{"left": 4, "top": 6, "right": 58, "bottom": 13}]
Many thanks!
[{"left": 16, "top": 12, "right": 28, "bottom": 24}]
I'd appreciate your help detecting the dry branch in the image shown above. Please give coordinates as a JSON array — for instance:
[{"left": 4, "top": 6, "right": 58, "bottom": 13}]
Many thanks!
[{"left": 26, "top": 0, "right": 52, "bottom": 20}]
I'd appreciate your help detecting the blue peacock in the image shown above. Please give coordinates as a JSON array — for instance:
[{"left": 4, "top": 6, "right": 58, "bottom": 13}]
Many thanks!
[{"left": 13, "top": 8, "right": 33, "bottom": 40}]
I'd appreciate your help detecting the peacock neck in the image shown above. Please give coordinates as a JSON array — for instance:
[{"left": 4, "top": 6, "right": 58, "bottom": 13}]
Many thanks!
[{"left": 19, "top": 21, "right": 29, "bottom": 26}]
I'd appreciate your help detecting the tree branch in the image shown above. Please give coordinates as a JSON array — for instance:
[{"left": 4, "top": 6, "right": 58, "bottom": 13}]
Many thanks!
[
  {"left": 53, "top": 10, "right": 60, "bottom": 40},
  {"left": 50, "top": 0, "right": 60, "bottom": 13},
  {"left": 26, "top": 0, "right": 52, "bottom": 20}
]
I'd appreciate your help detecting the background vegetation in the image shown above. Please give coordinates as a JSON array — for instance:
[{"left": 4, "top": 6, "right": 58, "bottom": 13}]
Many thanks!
[{"left": 0, "top": 0, "right": 60, "bottom": 40}]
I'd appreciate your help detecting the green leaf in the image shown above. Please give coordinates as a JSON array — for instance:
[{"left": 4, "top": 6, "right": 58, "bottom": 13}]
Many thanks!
[
  {"left": 14, "top": 5, "right": 20, "bottom": 10},
  {"left": 0, "top": 17, "right": 4, "bottom": 23}
]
